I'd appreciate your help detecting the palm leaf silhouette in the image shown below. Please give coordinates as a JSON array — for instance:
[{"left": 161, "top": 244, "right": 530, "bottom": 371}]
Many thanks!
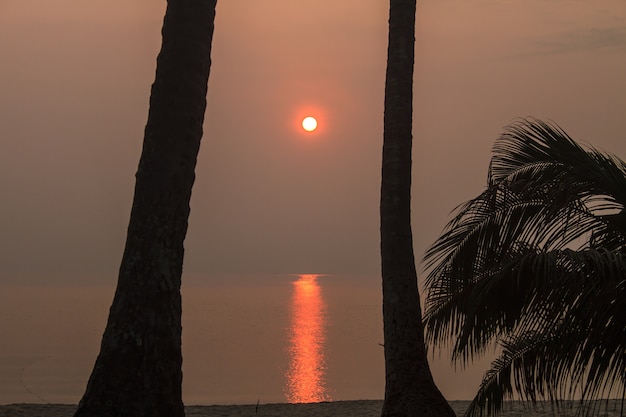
[{"left": 424, "top": 118, "right": 626, "bottom": 416}]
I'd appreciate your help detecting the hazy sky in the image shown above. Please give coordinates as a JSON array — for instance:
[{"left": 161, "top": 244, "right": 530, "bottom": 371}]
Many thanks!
[{"left": 1, "top": 0, "right": 625, "bottom": 284}]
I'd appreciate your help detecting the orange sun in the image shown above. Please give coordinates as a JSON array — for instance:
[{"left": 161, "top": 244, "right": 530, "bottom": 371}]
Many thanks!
[{"left": 301, "top": 116, "right": 318, "bottom": 132}]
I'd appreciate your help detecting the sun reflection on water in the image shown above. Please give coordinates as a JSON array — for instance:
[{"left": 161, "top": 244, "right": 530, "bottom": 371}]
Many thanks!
[{"left": 284, "top": 274, "right": 331, "bottom": 403}]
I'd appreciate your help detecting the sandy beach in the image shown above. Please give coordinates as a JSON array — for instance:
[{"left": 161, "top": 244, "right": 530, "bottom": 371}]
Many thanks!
[
  {"left": 3, "top": 400, "right": 624, "bottom": 417},
  {"left": 0, "top": 401, "right": 387, "bottom": 417},
  {"left": 0, "top": 400, "right": 475, "bottom": 417},
  {"left": 4, "top": 400, "right": 623, "bottom": 417}
]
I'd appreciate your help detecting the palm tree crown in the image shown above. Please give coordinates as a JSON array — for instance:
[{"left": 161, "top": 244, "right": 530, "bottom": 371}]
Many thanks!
[{"left": 423, "top": 118, "right": 626, "bottom": 417}]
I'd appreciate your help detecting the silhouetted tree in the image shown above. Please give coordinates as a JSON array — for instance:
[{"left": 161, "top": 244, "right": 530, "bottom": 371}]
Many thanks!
[
  {"left": 424, "top": 118, "right": 626, "bottom": 417},
  {"left": 380, "top": 1, "right": 456, "bottom": 416},
  {"left": 74, "top": 1, "right": 217, "bottom": 416}
]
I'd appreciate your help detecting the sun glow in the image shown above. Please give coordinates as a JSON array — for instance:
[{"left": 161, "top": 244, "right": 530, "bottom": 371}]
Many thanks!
[
  {"left": 284, "top": 274, "right": 331, "bottom": 403},
  {"left": 301, "top": 116, "right": 318, "bottom": 132}
]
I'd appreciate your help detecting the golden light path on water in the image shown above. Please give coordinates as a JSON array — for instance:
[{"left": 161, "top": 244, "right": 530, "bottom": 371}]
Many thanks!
[{"left": 284, "top": 274, "right": 331, "bottom": 403}]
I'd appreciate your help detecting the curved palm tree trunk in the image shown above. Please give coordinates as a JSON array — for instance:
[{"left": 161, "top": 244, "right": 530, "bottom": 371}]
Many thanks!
[
  {"left": 380, "top": 1, "right": 455, "bottom": 416},
  {"left": 74, "top": 1, "right": 217, "bottom": 416}
]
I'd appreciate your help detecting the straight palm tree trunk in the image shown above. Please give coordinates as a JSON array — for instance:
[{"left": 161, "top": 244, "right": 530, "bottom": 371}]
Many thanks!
[
  {"left": 74, "top": 1, "right": 217, "bottom": 416},
  {"left": 380, "top": 1, "right": 455, "bottom": 416}
]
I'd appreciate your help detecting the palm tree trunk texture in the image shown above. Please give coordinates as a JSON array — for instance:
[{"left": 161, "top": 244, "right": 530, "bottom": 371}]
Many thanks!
[
  {"left": 73, "top": 1, "right": 217, "bottom": 416},
  {"left": 380, "top": 1, "right": 455, "bottom": 416}
]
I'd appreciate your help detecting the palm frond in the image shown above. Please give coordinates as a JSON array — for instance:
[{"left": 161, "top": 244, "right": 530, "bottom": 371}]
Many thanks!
[
  {"left": 491, "top": 118, "right": 626, "bottom": 222},
  {"left": 466, "top": 270, "right": 625, "bottom": 417},
  {"left": 422, "top": 118, "right": 626, "bottom": 416}
]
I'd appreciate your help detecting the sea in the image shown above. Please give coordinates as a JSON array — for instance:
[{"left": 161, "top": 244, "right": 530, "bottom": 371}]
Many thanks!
[
  {"left": 0, "top": 273, "right": 622, "bottom": 416},
  {"left": 1, "top": 273, "right": 385, "bottom": 405}
]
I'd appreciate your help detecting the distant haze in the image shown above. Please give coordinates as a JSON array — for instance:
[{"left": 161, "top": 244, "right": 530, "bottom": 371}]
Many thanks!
[
  {"left": 1, "top": 0, "right": 624, "bottom": 405},
  {"left": 1, "top": 0, "right": 624, "bottom": 283}
]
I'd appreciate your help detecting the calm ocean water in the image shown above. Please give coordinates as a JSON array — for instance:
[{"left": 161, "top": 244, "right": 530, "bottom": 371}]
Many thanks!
[
  {"left": 2, "top": 273, "right": 619, "bottom": 415},
  {"left": 1, "top": 273, "right": 387, "bottom": 405}
]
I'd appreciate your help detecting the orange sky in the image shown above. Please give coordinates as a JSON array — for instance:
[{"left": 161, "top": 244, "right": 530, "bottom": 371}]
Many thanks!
[
  {"left": 1, "top": 0, "right": 625, "bottom": 404},
  {"left": 1, "top": 0, "right": 625, "bottom": 279}
]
